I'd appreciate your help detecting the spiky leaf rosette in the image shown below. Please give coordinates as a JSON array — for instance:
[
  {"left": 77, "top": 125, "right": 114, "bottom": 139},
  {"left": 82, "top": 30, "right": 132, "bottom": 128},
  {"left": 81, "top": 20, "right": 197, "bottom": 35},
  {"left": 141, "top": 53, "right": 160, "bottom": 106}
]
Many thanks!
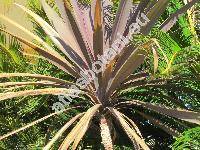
[{"left": 0, "top": 0, "right": 199, "bottom": 149}]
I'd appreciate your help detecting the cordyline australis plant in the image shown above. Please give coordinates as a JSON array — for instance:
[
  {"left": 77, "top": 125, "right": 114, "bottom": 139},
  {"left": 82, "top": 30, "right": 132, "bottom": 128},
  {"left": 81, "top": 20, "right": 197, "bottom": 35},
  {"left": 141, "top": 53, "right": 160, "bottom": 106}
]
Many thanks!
[{"left": 0, "top": 0, "right": 199, "bottom": 149}]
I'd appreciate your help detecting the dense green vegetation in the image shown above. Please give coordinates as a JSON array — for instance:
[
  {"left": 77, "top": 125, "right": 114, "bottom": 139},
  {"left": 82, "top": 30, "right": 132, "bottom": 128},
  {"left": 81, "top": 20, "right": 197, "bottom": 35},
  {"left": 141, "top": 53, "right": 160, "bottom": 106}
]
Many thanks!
[
  {"left": 172, "top": 127, "right": 200, "bottom": 150},
  {"left": 0, "top": 0, "right": 199, "bottom": 149}
]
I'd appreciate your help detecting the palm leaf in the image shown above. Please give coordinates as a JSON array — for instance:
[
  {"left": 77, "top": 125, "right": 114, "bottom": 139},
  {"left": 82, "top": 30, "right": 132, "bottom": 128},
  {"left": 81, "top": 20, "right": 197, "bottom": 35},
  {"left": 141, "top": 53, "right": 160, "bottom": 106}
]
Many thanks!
[
  {"left": 15, "top": 3, "right": 86, "bottom": 70},
  {"left": 160, "top": 0, "right": 199, "bottom": 32},
  {"left": 59, "top": 104, "right": 101, "bottom": 150},
  {"left": 0, "top": 106, "right": 79, "bottom": 141},
  {"left": 62, "top": 0, "right": 93, "bottom": 68},
  {"left": 0, "top": 29, "right": 78, "bottom": 77},
  {"left": 0, "top": 81, "right": 64, "bottom": 88},
  {"left": 109, "top": 108, "right": 150, "bottom": 150},
  {"left": 119, "top": 100, "right": 200, "bottom": 125},
  {"left": 106, "top": 44, "right": 146, "bottom": 96},
  {"left": 0, "top": 73, "right": 72, "bottom": 85},
  {"left": 110, "top": 0, "right": 132, "bottom": 43},
  {"left": 137, "top": 111, "right": 180, "bottom": 137},
  {"left": 141, "top": 0, "right": 169, "bottom": 34},
  {"left": 43, "top": 113, "right": 84, "bottom": 150},
  {"left": 0, "top": 88, "right": 82, "bottom": 102},
  {"left": 71, "top": 0, "right": 94, "bottom": 59}
]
